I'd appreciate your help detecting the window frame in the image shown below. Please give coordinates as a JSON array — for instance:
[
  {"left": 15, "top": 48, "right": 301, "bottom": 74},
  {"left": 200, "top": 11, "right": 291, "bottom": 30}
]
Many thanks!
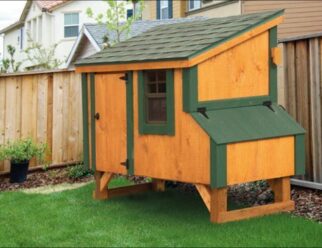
[
  {"left": 157, "top": 0, "right": 173, "bottom": 20},
  {"left": 138, "top": 69, "right": 175, "bottom": 135},
  {"left": 64, "top": 12, "right": 79, "bottom": 38},
  {"left": 188, "top": 0, "right": 202, "bottom": 11}
]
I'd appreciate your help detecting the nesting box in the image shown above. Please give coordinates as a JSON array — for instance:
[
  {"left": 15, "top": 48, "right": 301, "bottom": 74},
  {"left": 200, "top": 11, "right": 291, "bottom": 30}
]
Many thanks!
[{"left": 75, "top": 10, "right": 305, "bottom": 223}]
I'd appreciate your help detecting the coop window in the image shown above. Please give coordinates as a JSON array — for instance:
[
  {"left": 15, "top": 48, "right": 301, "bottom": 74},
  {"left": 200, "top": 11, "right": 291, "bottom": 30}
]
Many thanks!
[
  {"left": 138, "top": 70, "right": 175, "bottom": 135},
  {"left": 64, "top": 13, "right": 79, "bottom": 38}
]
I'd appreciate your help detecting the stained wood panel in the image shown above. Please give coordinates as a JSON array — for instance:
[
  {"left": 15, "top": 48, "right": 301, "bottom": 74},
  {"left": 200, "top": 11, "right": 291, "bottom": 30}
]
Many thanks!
[
  {"left": 198, "top": 31, "right": 269, "bottom": 101},
  {"left": 0, "top": 71, "right": 83, "bottom": 173},
  {"left": 95, "top": 73, "right": 127, "bottom": 174},
  {"left": 227, "top": 136, "right": 295, "bottom": 185},
  {"left": 133, "top": 69, "right": 210, "bottom": 184}
]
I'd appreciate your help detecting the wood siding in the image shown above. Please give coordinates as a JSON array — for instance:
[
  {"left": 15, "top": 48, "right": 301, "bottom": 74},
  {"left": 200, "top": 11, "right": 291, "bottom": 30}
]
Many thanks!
[
  {"left": 242, "top": 0, "right": 322, "bottom": 38},
  {"left": 133, "top": 69, "right": 211, "bottom": 184},
  {"left": 0, "top": 71, "right": 83, "bottom": 172},
  {"left": 227, "top": 136, "right": 295, "bottom": 185},
  {"left": 282, "top": 36, "right": 322, "bottom": 183},
  {"left": 198, "top": 31, "right": 269, "bottom": 101}
]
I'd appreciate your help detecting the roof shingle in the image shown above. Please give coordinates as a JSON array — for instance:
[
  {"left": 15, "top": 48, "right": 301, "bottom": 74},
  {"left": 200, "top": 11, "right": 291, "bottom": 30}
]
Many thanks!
[{"left": 76, "top": 10, "right": 283, "bottom": 66}]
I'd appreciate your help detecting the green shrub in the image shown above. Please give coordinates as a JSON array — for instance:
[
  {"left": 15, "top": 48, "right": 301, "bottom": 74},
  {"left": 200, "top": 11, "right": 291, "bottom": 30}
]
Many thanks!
[
  {"left": 0, "top": 138, "right": 47, "bottom": 163},
  {"left": 68, "top": 163, "right": 93, "bottom": 179}
]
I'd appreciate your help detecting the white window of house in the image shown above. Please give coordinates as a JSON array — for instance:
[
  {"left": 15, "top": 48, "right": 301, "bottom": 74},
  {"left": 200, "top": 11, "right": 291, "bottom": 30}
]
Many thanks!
[
  {"left": 160, "top": 0, "right": 169, "bottom": 19},
  {"left": 38, "top": 16, "right": 42, "bottom": 43},
  {"left": 188, "top": 0, "right": 201, "bottom": 11},
  {"left": 64, "top": 13, "right": 79, "bottom": 38}
]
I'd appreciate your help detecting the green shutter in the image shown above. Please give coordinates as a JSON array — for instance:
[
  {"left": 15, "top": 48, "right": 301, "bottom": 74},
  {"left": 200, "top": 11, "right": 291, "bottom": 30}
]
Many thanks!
[
  {"left": 295, "top": 134, "right": 305, "bottom": 176},
  {"left": 90, "top": 73, "right": 96, "bottom": 171},
  {"left": 126, "top": 72, "right": 134, "bottom": 175},
  {"left": 81, "top": 73, "right": 90, "bottom": 169}
]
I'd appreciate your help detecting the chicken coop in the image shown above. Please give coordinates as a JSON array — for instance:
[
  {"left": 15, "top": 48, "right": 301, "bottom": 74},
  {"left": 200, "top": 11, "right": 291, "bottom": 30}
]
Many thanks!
[{"left": 75, "top": 10, "right": 305, "bottom": 223}]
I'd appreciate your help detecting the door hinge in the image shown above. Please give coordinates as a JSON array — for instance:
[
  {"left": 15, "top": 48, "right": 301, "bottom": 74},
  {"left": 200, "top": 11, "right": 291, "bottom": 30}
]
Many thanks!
[
  {"left": 120, "top": 159, "right": 129, "bottom": 169},
  {"left": 263, "top": 101, "right": 275, "bottom": 112},
  {"left": 119, "top": 73, "right": 128, "bottom": 83},
  {"left": 197, "top": 107, "right": 209, "bottom": 119}
]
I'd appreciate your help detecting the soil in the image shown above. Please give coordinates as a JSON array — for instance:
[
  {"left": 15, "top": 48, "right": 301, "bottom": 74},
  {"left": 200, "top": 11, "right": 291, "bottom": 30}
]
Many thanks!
[
  {"left": 0, "top": 167, "right": 93, "bottom": 192},
  {"left": 1, "top": 169, "right": 321, "bottom": 223}
]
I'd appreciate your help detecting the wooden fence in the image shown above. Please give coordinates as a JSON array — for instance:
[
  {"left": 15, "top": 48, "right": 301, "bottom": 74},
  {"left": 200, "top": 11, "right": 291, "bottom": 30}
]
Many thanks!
[
  {"left": 280, "top": 33, "right": 322, "bottom": 183},
  {"left": 0, "top": 70, "right": 83, "bottom": 172}
]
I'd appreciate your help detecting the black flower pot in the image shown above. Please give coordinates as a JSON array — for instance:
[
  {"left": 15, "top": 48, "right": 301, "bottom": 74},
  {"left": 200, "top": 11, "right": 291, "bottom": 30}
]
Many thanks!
[{"left": 10, "top": 160, "right": 29, "bottom": 183}]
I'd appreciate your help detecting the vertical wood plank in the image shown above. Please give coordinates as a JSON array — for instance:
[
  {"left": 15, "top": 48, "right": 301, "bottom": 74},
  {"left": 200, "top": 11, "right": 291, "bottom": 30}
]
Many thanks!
[
  {"left": 46, "top": 74, "right": 53, "bottom": 163},
  {"left": 52, "top": 73, "right": 64, "bottom": 164},
  {"left": 284, "top": 42, "right": 297, "bottom": 117},
  {"left": 295, "top": 40, "right": 312, "bottom": 180},
  {"left": 309, "top": 38, "right": 322, "bottom": 183},
  {"left": 0, "top": 78, "right": 6, "bottom": 171}
]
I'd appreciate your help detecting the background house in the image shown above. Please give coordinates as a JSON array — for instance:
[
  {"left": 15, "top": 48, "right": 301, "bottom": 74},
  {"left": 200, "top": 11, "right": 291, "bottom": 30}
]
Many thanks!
[
  {"left": 143, "top": 0, "right": 322, "bottom": 39},
  {"left": 0, "top": 0, "right": 135, "bottom": 71}
]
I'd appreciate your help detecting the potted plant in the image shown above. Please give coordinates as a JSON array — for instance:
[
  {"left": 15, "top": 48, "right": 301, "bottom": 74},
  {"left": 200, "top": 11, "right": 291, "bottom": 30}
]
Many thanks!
[{"left": 0, "top": 138, "right": 47, "bottom": 183}]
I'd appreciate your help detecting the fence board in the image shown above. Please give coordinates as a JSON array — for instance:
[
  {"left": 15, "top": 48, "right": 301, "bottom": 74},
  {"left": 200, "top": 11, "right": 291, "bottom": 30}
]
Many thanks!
[
  {"left": 309, "top": 38, "right": 322, "bottom": 182},
  {"left": 282, "top": 34, "right": 322, "bottom": 183}
]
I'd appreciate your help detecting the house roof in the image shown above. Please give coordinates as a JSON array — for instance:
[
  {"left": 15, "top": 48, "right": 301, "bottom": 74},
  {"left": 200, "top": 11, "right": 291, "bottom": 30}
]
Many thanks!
[
  {"left": 36, "top": 0, "right": 67, "bottom": 11},
  {"left": 75, "top": 10, "right": 284, "bottom": 67},
  {"left": 0, "top": 0, "right": 70, "bottom": 34},
  {"left": 191, "top": 104, "right": 305, "bottom": 145},
  {"left": 84, "top": 17, "right": 207, "bottom": 49}
]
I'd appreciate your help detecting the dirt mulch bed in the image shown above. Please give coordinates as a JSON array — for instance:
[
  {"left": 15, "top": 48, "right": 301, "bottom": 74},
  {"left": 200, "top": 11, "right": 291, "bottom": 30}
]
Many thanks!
[{"left": 0, "top": 167, "right": 94, "bottom": 192}]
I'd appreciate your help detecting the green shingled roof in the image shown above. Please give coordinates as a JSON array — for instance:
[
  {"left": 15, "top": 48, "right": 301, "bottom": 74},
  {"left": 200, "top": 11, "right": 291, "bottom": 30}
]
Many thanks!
[
  {"left": 191, "top": 104, "right": 305, "bottom": 145},
  {"left": 75, "top": 10, "right": 283, "bottom": 66}
]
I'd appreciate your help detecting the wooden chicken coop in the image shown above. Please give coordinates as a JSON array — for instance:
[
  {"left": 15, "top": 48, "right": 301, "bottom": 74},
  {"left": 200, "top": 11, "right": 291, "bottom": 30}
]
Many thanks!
[{"left": 75, "top": 10, "right": 305, "bottom": 223}]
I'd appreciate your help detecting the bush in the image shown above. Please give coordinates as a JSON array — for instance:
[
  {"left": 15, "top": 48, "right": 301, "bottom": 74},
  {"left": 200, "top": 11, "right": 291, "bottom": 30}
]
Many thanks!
[
  {"left": 68, "top": 163, "right": 93, "bottom": 179},
  {"left": 0, "top": 138, "right": 47, "bottom": 163}
]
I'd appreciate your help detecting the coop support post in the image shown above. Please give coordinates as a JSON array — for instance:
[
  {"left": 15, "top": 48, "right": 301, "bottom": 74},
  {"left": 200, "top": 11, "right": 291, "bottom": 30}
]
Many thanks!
[
  {"left": 268, "top": 177, "right": 292, "bottom": 202},
  {"left": 152, "top": 179, "right": 165, "bottom": 192},
  {"left": 93, "top": 171, "right": 113, "bottom": 200},
  {"left": 210, "top": 187, "right": 227, "bottom": 223}
]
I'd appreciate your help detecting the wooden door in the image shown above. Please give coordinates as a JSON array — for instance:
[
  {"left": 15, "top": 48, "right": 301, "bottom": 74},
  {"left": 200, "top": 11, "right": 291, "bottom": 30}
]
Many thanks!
[{"left": 95, "top": 73, "right": 127, "bottom": 174}]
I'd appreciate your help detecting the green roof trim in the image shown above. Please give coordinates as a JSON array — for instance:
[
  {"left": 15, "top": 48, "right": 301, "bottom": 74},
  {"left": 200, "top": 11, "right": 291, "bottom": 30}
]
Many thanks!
[
  {"left": 75, "top": 10, "right": 284, "bottom": 67},
  {"left": 191, "top": 104, "right": 305, "bottom": 145}
]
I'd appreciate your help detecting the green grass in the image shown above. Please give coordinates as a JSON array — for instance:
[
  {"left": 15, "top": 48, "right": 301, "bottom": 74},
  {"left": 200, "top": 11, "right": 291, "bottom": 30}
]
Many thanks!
[{"left": 0, "top": 178, "right": 321, "bottom": 247}]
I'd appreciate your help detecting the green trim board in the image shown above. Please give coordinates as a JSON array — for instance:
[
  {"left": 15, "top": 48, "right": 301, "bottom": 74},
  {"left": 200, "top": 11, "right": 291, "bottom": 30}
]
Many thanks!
[
  {"left": 126, "top": 72, "right": 134, "bottom": 175},
  {"left": 269, "top": 27, "right": 278, "bottom": 103},
  {"left": 295, "top": 134, "right": 305, "bottom": 176},
  {"left": 191, "top": 104, "right": 305, "bottom": 145},
  {"left": 90, "top": 73, "right": 96, "bottom": 171},
  {"left": 138, "top": 70, "right": 175, "bottom": 135},
  {"left": 210, "top": 140, "right": 227, "bottom": 188},
  {"left": 81, "top": 73, "right": 90, "bottom": 169},
  {"left": 75, "top": 10, "right": 284, "bottom": 67}
]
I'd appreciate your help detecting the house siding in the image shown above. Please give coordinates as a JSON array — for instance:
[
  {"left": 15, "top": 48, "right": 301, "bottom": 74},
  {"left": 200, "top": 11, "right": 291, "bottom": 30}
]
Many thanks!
[{"left": 242, "top": 0, "right": 322, "bottom": 38}]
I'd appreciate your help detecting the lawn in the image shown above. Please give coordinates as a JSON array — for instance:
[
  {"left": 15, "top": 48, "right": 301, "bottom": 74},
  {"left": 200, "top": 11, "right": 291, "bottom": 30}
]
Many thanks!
[{"left": 0, "top": 178, "right": 321, "bottom": 247}]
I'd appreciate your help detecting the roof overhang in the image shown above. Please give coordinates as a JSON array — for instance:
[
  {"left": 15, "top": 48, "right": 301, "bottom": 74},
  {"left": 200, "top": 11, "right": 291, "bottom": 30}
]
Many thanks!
[{"left": 75, "top": 15, "right": 283, "bottom": 73}]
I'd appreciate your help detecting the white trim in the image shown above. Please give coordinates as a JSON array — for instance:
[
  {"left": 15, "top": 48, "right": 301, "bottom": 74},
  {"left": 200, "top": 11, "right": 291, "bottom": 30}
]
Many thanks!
[{"left": 65, "top": 25, "right": 101, "bottom": 68}]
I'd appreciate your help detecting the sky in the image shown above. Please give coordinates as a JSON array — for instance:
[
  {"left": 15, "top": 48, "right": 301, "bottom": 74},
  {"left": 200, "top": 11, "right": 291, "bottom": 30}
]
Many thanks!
[{"left": 0, "top": 1, "right": 26, "bottom": 58}]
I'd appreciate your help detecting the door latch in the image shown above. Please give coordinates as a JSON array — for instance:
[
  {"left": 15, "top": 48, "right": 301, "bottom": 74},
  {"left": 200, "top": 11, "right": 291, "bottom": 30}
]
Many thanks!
[
  {"left": 94, "top": 112, "right": 100, "bottom": 120},
  {"left": 120, "top": 159, "right": 129, "bottom": 169}
]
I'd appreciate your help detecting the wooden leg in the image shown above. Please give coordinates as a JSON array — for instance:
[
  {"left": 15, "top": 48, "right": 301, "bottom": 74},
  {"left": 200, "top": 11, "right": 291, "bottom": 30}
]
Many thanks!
[
  {"left": 268, "top": 177, "right": 291, "bottom": 202},
  {"left": 198, "top": 177, "right": 294, "bottom": 223},
  {"left": 210, "top": 187, "right": 227, "bottom": 223},
  {"left": 93, "top": 171, "right": 113, "bottom": 200},
  {"left": 152, "top": 179, "right": 165, "bottom": 192}
]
